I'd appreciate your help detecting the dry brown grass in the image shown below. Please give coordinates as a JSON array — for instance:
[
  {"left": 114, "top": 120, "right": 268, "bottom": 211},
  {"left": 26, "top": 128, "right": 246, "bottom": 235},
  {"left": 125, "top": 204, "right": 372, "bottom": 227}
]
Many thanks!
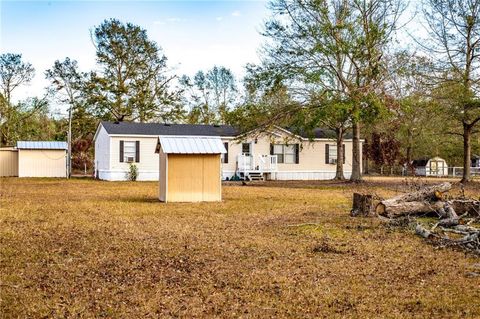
[{"left": 1, "top": 177, "right": 479, "bottom": 318}]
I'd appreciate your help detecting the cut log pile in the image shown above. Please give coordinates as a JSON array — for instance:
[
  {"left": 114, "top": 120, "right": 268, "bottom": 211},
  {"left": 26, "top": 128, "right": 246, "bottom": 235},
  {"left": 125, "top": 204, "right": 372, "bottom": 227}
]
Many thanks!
[{"left": 353, "top": 182, "right": 480, "bottom": 255}]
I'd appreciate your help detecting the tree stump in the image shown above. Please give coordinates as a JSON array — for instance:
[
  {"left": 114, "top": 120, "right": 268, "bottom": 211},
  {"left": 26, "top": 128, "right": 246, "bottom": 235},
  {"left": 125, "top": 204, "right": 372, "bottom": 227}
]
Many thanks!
[{"left": 351, "top": 193, "right": 374, "bottom": 217}]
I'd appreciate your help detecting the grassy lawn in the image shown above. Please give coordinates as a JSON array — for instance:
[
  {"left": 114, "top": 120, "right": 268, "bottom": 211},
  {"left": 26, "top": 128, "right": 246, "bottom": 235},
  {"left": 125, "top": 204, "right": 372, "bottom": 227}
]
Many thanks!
[{"left": 1, "top": 177, "right": 479, "bottom": 318}]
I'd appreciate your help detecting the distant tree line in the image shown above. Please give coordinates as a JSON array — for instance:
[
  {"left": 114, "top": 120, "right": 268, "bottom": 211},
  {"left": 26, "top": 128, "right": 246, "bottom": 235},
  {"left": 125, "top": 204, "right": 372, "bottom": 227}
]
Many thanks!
[{"left": 1, "top": 1, "right": 480, "bottom": 182}]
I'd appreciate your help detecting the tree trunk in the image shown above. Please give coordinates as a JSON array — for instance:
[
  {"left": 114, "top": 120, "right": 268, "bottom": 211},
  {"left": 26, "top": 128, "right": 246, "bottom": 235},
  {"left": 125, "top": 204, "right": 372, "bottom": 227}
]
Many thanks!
[
  {"left": 406, "top": 129, "right": 413, "bottom": 171},
  {"left": 376, "top": 200, "right": 444, "bottom": 218},
  {"left": 351, "top": 193, "right": 374, "bottom": 216},
  {"left": 334, "top": 127, "right": 345, "bottom": 180},
  {"left": 364, "top": 156, "right": 369, "bottom": 175},
  {"left": 376, "top": 182, "right": 451, "bottom": 217},
  {"left": 350, "top": 119, "right": 362, "bottom": 182},
  {"left": 461, "top": 124, "right": 472, "bottom": 183},
  {"left": 379, "top": 182, "right": 451, "bottom": 205}
]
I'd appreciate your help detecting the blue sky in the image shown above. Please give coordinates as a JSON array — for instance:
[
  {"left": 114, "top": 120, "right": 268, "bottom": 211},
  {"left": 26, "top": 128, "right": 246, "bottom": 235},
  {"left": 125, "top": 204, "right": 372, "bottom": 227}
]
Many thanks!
[{"left": 0, "top": 0, "right": 270, "bottom": 111}]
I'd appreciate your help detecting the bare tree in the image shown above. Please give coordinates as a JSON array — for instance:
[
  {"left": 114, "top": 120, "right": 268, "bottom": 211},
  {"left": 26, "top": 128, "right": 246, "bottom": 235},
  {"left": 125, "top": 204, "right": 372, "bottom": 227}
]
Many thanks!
[
  {"left": 0, "top": 53, "right": 40, "bottom": 146},
  {"left": 46, "top": 58, "right": 84, "bottom": 177}
]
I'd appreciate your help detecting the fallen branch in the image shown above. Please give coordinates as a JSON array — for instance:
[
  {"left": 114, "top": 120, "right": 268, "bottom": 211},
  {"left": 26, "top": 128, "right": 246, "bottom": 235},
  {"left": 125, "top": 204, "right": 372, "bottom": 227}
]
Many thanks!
[
  {"left": 415, "top": 224, "right": 432, "bottom": 238},
  {"left": 365, "top": 182, "right": 480, "bottom": 256}
]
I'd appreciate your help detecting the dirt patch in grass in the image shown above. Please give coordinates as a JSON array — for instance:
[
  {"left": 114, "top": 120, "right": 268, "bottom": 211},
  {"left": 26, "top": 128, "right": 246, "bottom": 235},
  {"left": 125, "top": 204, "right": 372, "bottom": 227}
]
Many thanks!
[{"left": 1, "top": 177, "right": 479, "bottom": 318}]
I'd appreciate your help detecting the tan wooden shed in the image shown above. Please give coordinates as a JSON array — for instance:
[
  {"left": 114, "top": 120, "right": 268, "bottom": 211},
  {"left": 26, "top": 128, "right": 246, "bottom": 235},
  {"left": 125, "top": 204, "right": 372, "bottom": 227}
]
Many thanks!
[
  {"left": 156, "top": 136, "right": 227, "bottom": 202},
  {"left": 17, "top": 141, "right": 67, "bottom": 178}
]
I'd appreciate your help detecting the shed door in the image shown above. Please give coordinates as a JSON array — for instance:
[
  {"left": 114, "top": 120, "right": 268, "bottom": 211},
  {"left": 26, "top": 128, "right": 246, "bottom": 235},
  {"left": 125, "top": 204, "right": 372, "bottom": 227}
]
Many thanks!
[
  {"left": 429, "top": 160, "right": 445, "bottom": 176},
  {"left": 0, "top": 150, "right": 18, "bottom": 177},
  {"left": 167, "top": 154, "right": 221, "bottom": 202}
]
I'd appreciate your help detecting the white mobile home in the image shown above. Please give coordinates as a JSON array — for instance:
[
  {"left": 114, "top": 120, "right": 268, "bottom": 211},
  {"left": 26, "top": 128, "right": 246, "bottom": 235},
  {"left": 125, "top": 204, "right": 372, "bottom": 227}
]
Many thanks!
[{"left": 94, "top": 121, "right": 362, "bottom": 181}]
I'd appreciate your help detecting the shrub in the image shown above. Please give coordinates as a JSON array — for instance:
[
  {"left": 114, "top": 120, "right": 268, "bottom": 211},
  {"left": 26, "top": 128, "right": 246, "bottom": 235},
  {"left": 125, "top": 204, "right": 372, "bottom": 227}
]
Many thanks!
[{"left": 127, "top": 163, "right": 138, "bottom": 181}]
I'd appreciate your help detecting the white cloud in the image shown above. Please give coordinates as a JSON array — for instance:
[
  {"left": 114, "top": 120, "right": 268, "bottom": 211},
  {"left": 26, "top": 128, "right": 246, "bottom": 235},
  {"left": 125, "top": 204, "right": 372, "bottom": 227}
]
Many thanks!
[
  {"left": 216, "top": 16, "right": 223, "bottom": 21},
  {"left": 231, "top": 10, "right": 241, "bottom": 17}
]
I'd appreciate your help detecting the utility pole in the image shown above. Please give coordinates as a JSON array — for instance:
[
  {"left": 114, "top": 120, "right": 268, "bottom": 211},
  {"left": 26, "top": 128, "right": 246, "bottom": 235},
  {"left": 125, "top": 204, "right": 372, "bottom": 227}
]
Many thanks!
[{"left": 67, "top": 104, "right": 72, "bottom": 178}]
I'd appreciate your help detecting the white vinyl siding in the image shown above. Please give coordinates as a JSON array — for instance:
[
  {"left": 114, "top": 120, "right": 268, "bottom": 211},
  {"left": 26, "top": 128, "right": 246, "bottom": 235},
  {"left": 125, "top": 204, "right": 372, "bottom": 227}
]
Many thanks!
[
  {"left": 94, "top": 125, "right": 110, "bottom": 171},
  {"left": 110, "top": 136, "right": 158, "bottom": 173}
]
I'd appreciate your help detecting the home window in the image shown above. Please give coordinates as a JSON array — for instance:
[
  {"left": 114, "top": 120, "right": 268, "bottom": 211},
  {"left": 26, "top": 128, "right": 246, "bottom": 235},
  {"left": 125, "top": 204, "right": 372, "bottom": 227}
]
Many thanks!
[
  {"left": 328, "top": 144, "right": 337, "bottom": 164},
  {"left": 273, "top": 144, "right": 298, "bottom": 164},
  {"left": 325, "top": 144, "right": 345, "bottom": 164},
  {"left": 222, "top": 142, "right": 229, "bottom": 164},
  {"left": 124, "top": 141, "right": 136, "bottom": 162},
  {"left": 242, "top": 143, "right": 251, "bottom": 156}
]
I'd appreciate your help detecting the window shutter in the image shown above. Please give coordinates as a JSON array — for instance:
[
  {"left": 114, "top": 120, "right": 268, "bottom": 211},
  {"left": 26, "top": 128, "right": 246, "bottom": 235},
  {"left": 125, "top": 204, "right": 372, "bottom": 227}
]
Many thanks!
[
  {"left": 325, "top": 144, "right": 329, "bottom": 164},
  {"left": 135, "top": 141, "right": 140, "bottom": 162},
  {"left": 119, "top": 140, "right": 124, "bottom": 162},
  {"left": 343, "top": 144, "right": 346, "bottom": 164},
  {"left": 224, "top": 142, "right": 229, "bottom": 163},
  {"left": 270, "top": 144, "right": 274, "bottom": 155},
  {"left": 295, "top": 144, "right": 299, "bottom": 164}
]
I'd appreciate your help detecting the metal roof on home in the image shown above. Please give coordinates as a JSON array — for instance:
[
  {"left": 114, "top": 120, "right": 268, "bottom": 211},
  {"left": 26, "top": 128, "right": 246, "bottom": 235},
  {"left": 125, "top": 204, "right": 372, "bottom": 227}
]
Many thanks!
[
  {"left": 16, "top": 141, "right": 67, "bottom": 150},
  {"left": 101, "top": 121, "right": 240, "bottom": 137},
  {"left": 158, "top": 136, "right": 227, "bottom": 154}
]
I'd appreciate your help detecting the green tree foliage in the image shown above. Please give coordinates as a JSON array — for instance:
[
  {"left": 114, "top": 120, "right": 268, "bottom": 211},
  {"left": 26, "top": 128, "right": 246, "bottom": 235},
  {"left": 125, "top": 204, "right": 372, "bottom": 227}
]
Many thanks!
[
  {"left": 180, "top": 66, "right": 237, "bottom": 124},
  {"left": 422, "top": 0, "right": 480, "bottom": 182},
  {"left": 379, "top": 53, "right": 437, "bottom": 169},
  {"left": 242, "top": 0, "right": 404, "bottom": 181},
  {"left": 86, "top": 19, "right": 183, "bottom": 123}
]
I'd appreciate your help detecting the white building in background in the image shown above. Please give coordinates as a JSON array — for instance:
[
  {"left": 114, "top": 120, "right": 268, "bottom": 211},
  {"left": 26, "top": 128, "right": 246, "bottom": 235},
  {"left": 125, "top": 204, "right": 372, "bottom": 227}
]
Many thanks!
[{"left": 412, "top": 157, "right": 449, "bottom": 177}]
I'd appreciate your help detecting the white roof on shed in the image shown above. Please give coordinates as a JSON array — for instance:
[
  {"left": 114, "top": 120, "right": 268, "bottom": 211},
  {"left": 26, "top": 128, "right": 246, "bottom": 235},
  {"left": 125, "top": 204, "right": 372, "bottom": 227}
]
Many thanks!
[
  {"left": 158, "top": 136, "right": 226, "bottom": 154},
  {"left": 17, "top": 141, "right": 67, "bottom": 150}
]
